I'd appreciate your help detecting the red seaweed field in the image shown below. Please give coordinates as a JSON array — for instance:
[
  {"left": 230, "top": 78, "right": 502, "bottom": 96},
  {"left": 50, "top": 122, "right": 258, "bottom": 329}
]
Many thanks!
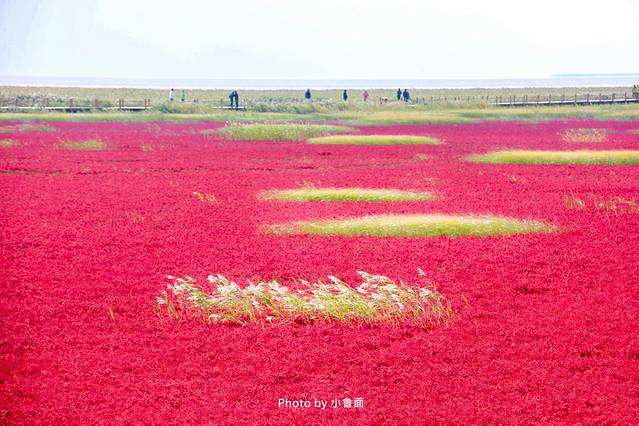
[{"left": 1, "top": 120, "right": 639, "bottom": 424}]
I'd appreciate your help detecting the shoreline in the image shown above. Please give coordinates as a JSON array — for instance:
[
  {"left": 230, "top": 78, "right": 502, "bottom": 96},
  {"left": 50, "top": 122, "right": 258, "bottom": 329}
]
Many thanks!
[{"left": 2, "top": 75, "right": 638, "bottom": 91}]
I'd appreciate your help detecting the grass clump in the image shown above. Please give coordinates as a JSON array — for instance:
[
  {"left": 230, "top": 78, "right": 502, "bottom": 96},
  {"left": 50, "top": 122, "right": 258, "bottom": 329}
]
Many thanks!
[
  {"left": 308, "top": 135, "right": 442, "bottom": 145},
  {"left": 564, "top": 194, "right": 586, "bottom": 209},
  {"left": 268, "top": 214, "right": 555, "bottom": 237},
  {"left": 259, "top": 188, "right": 436, "bottom": 202},
  {"left": 193, "top": 192, "right": 217, "bottom": 203},
  {"left": 562, "top": 128, "right": 608, "bottom": 142},
  {"left": 466, "top": 150, "right": 639, "bottom": 165},
  {"left": 156, "top": 270, "right": 454, "bottom": 328},
  {"left": 0, "top": 123, "right": 55, "bottom": 133},
  {"left": 0, "top": 139, "right": 18, "bottom": 148},
  {"left": 60, "top": 138, "right": 107, "bottom": 151},
  {"left": 343, "top": 112, "right": 476, "bottom": 125},
  {"left": 564, "top": 194, "right": 639, "bottom": 214},
  {"left": 217, "top": 122, "right": 353, "bottom": 141}
]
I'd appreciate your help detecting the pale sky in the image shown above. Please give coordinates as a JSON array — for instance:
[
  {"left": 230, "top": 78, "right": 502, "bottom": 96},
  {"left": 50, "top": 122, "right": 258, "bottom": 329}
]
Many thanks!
[{"left": 1, "top": 0, "right": 638, "bottom": 80}]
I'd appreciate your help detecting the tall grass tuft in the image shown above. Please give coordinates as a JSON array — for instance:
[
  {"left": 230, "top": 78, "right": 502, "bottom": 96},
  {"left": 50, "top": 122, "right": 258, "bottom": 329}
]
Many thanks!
[
  {"left": 217, "top": 122, "right": 354, "bottom": 141},
  {"left": 156, "top": 271, "right": 454, "bottom": 328},
  {"left": 466, "top": 150, "right": 639, "bottom": 165}
]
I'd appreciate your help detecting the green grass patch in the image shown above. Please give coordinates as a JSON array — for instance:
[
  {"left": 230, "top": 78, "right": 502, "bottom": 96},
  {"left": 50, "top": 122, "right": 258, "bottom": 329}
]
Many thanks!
[
  {"left": 268, "top": 214, "right": 555, "bottom": 237},
  {"left": 0, "top": 139, "right": 18, "bottom": 148},
  {"left": 342, "top": 112, "right": 476, "bottom": 125},
  {"left": 156, "top": 271, "right": 454, "bottom": 328},
  {"left": 308, "top": 135, "right": 442, "bottom": 145},
  {"left": 562, "top": 128, "right": 608, "bottom": 142},
  {"left": 60, "top": 138, "right": 107, "bottom": 151},
  {"left": 0, "top": 123, "right": 55, "bottom": 133},
  {"left": 259, "top": 188, "right": 436, "bottom": 202},
  {"left": 467, "top": 150, "right": 639, "bottom": 165},
  {"left": 217, "top": 123, "right": 353, "bottom": 140}
]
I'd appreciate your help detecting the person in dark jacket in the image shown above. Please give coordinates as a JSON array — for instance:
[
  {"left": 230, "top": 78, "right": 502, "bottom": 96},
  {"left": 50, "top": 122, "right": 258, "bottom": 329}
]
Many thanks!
[
  {"left": 396, "top": 88, "right": 402, "bottom": 101},
  {"left": 305, "top": 89, "right": 312, "bottom": 101},
  {"left": 402, "top": 89, "right": 410, "bottom": 102},
  {"left": 343, "top": 90, "right": 348, "bottom": 102},
  {"left": 233, "top": 91, "right": 239, "bottom": 109},
  {"left": 229, "top": 91, "right": 235, "bottom": 108}
]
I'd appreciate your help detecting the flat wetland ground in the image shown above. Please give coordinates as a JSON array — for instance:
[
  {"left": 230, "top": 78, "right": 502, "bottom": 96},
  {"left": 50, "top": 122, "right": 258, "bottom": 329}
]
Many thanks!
[{"left": 1, "top": 94, "right": 639, "bottom": 423}]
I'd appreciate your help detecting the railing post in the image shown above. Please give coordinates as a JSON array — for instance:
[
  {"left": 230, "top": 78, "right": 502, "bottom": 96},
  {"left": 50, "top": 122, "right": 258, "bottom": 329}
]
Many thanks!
[
  {"left": 586, "top": 93, "right": 590, "bottom": 104},
  {"left": 624, "top": 92, "right": 627, "bottom": 103},
  {"left": 611, "top": 93, "right": 615, "bottom": 103}
]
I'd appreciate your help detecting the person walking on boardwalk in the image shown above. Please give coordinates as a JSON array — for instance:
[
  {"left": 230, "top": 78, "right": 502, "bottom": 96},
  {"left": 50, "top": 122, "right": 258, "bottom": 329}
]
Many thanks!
[
  {"left": 396, "top": 88, "right": 402, "bottom": 101},
  {"left": 362, "top": 90, "right": 369, "bottom": 102},
  {"left": 402, "top": 89, "right": 410, "bottom": 102},
  {"left": 305, "top": 89, "right": 312, "bottom": 101},
  {"left": 229, "top": 91, "right": 235, "bottom": 108},
  {"left": 343, "top": 89, "right": 349, "bottom": 102},
  {"left": 168, "top": 88, "right": 175, "bottom": 102}
]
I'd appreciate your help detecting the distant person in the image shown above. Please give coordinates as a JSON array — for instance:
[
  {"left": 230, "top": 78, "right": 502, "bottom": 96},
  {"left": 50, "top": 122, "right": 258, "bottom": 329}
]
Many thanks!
[
  {"left": 343, "top": 89, "right": 348, "bottom": 102},
  {"left": 181, "top": 90, "right": 186, "bottom": 102},
  {"left": 402, "top": 89, "right": 410, "bottom": 102},
  {"left": 305, "top": 89, "right": 312, "bottom": 101},
  {"left": 396, "top": 88, "right": 402, "bottom": 101},
  {"left": 362, "top": 90, "right": 369, "bottom": 102},
  {"left": 168, "top": 88, "right": 175, "bottom": 102},
  {"left": 229, "top": 90, "right": 239, "bottom": 109}
]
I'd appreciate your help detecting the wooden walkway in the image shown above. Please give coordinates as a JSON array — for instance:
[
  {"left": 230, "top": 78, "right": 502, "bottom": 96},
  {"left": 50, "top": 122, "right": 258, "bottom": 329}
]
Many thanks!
[
  {"left": 0, "top": 104, "right": 246, "bottom": 112},
  {"left": 497, "top": 96, "right": 639, "bottom": 107},
  {"left": 0, "top": 106, "right": 149, "bottom": 112}
]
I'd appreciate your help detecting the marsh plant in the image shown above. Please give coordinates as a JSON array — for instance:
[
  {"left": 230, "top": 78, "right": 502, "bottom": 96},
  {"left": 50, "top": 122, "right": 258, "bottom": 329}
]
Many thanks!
[
  {"left": 217, "top": 122, "right": 353, "bottom": 141},
  {"left": 268, "top": 214, "right": 556, "bottom": 237},
  {"left": 467, "top": 150, "right": 639, "bottom": 165},
  {"left": 60, "top": 138, "right": 107, "bottom": 151},
  {"left": 156, "top": 271, "right": 454, "bottom": 328},
  {"left": 564, "top": 194, "right": 639, "bottom": 214},
  {"left": 0, "top": 139, "right": 18, "bottom": 148},
  {"left": 561, "top": 128, "right": 608, "bottom": 143},
  {"left": 0, "top": 123, "right": 55, "bottom": 133},
  {"left": 193, "top": 192, "right": 217, "bottom": 203},
  {"left": 259, "top": 188, "right": 436, "bottom": 202},
  {"left": 308, "top": 135, "right": 442, "bottom": 145}
]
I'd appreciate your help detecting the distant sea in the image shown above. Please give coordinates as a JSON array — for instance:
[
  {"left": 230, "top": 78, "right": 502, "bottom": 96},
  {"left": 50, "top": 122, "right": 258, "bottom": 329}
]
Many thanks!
[{"left": 1, "top": 74, "right": 638, "bottom": 90}]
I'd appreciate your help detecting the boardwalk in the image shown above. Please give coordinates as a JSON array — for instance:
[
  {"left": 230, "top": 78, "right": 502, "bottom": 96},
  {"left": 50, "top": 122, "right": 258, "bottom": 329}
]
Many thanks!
[{"left": 497, "top": 94, "right": 639, "bottom": 107}]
